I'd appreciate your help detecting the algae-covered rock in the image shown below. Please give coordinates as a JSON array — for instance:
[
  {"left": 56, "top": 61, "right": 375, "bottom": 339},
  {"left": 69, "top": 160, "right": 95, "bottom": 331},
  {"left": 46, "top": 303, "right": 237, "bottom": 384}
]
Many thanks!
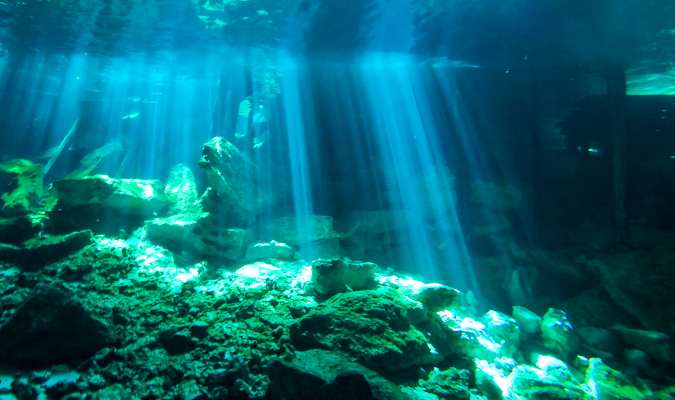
[
  {"left": 584, "top": 358, "right": 649, "bottom": 399},
  {"left": 310, "top": 257, "right": 377, "bottom": 298},
  {"left": 0, "top": 283, "right": 113, "bottom": 367},
  {"left": 509, "top": 364, "right": 587, "bottom": 400},
  {"left": 541, "top": 308, "right": 578, "bottom": 359},
  {"left": 289, "top": 288, "right": 433, "bottom": 373},
  {"left": 482, "top": 310, "right": 520, "bottom": 358},
  {"left": 267, "top": 349, "right": 407, "bottom": 400},
  {"left": 378, "top": 275, "right": 460, "bottom": 312},
  {"left": 145, "top": 212, "right": 249, "bottom": 263},
  {"left": 198, "top": 137, "right": 258, "bottom": 226},
  {"left": 417, "top": 367, "right": 471, "bottom": 400},
  {"left": 611, "top": 325, "right": 672, "bottom": 363},
  {"left": 164, "top": 163, "right": 200, "bottom": 214},
  {"left": 0, "top": 230, "right": 92, "bottom": 269},
  {"left": 512, "top": 306, "right": 542, "bottom": 335},
  {"left": 0, "top": 214, "right": 38, "bottom": 244},
  {"left": 50, "top": 175, "right": 168, "bottom": 232},
  {"left": 0, "top": 159, "right": 43, "bottom": 216}
]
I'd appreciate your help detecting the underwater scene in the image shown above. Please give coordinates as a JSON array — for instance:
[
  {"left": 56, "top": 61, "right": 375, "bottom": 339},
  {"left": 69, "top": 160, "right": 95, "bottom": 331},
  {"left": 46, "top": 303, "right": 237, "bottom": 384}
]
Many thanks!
[{"left": 0, "top": 0, "right": 674, "bottom": 399}]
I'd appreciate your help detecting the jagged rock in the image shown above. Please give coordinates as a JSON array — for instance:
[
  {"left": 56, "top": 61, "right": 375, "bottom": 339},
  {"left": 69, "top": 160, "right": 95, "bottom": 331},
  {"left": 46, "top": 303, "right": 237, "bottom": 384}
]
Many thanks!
[
  {"left": 0, "top": 283, "right": 113, "bottom": 367},
  {"left": 482, "top": 311, "right": 520, "bottom": 358},
  {"left": 145, "top": 212, "right": 249, "bottom": 262},
  {"left": 584, "top": 358, "right": 648, "bottom": 399},
  {"left": 164, "top": 163, "right": 200, "bottom": 214},
  {"left": 310, "top": 258, "right": 377, "bottom": 298},
  {"left": 245, "top": 240, "right": 295, "bottom": 261},
  {"left": 263, "top": 215, "right": 342, "bottom": 256},
  {"left": 541, "top": 308, "right": 578, "bottom": 359},
  {"left": 0, "top": 159, "right": 43, "bottom": 216},
  {"left": 509, "top": 364, "right": 586, "bottom": 400},
  {"left": 289, "top": 288, "right": 433, "bottom": 373},
  {"left": 417, "top": 367, "right": 471, "bottom": 400},
  {"left": 0, "top": 230, "right": 92, "bottom": 269},
  {"left": 512, "top": 306, "right": 542, "bottom": 335},
  {"left": 378, "top": 275, "right": 460, "bottom": 312},
  {"left": 158, "top": 328, "right": 197, "bottom": 355},
  {"left": 436, "top": 310, "right": 503, "bottom": 361},
  {"left": 266, "top": 349, "right": 407, "bottom": 400},
  {"left": 198, "top": 137, "right": 257, "bottom": 226},
  {"left": 0, "top": 214, "right": 38, "bottom": 244},
  {"left": 50, "top": 175, "right": 168, "bottom": 233},
  {"left": 611, "top": 325, "right": 672, "bottom": 363}
]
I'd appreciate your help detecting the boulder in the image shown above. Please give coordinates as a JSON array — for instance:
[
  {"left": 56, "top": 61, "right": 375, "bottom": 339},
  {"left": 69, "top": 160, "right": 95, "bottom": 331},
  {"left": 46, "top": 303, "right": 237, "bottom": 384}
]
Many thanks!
[
  {"left": 145, "top": 212, "right": 249, "bottom": 263},
  {"left": 0, "top": 215, "right": 38, "bottom": 244},
  {"left": 0, "top": 283, "right": 113, "bottom": 367},
  {"left": 0, "top": 159, "right": 43, "bottom": 216},
  {"left": 541, "top": 308, "right": 578, "bottom": 359},
  {"left": 482, "top": 311, "right": 520, "bottom": 358},
  {"left": 245, "top": 240, "right": 295, "bottom": 261},
  {"left": 289, "top": 288, "right": 433, "bottom": 373},
  {"left": 378, "top": 275, "right": 460, "bottom": 312},
  {"left": 267, "top": 349, "right": 407, "bottom": 400},
  {"left": 164, "top": 164, "right": 200, "bottom": 214},
  {"left": 50, "top": 175, "right": 168, "bottom": 232},
  {"left": 611, "top": 325, "right": 672, "bottom": 363},
  {"left": 584, "top": 358, "right": 648, "bottom": 399},
  {"left": 198, "top": 137, "right": 258, "bottom": 226},
  {"left": 512, "top": 306, "right": 542, "bottom": 335},
  {"left": 0, "top": 230, "right": 92, "bottom": 269},
  {"left": 310, "top": 258, "right": 377, "bottom": 298},
  {"left": 417, "top": 368, "right": 471, "bottom": 400}
]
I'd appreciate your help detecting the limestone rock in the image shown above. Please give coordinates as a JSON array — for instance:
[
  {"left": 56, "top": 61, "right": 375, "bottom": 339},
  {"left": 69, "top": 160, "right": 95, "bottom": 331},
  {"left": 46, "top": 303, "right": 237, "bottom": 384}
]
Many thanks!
[
  {"left": 267, "top": 349, "right": 407, "bottom": 400},
  {"left": 289, "top": 288, "right": 432, "bottom": 373},
  {"left": 0, "top": 159, "right": 43, "bottom": 216},
  {"left": 145, "top": 212, "right": 249, "bottom": 262},
  {"left": 0, "top": 214, "right": 38, "bottom": 244},
  {"left": 0, "top": 283, "right": 113, "bottom": 367},
  {"left": 245, "top": 240, "right": 295, "bottom": 261},
  {"left": 541, "top": 308, "right": 578, "bottom": 359},
  {"left": 417, "top": 367, "right": 471, "bottom": 400},
  {"left": 584, "top": 358, "right": 648, "bottom": 399},
  {"left": 0, "top": 230, "right": 92, "bottom": 269},
  {"left": 482, "top": 310, "right": 520, "bottom": 357},
  {"left": 50, "top": 175, "right": 168, "bottom": 232},
  {"left": 512, "top": 306, "right": 541, "bottom": 335},
  {"left": 310, "top": 258, "right": 377, "bottom": 298},
  {"left": 611, "top": 325, "right": 672, "bottom": 363},
  {"left": 164, "top": 163, "right": 200, "bottom": 214},
  {"left": 198, "top": 137, "right": 257, "bottom": 226},
  {"left": 378, "top": 275, "right": 460, "bottom": 312}
]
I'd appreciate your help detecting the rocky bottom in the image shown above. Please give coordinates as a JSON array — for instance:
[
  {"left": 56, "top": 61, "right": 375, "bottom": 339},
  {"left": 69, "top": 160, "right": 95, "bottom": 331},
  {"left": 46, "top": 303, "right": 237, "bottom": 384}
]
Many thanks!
[{"left": 0, "top": 234, "right": 672, "bottom": 400}]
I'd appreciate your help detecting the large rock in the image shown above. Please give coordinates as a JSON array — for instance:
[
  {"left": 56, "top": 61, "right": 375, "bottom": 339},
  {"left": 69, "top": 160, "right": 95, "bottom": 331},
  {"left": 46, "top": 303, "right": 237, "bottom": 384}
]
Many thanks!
[
  {"left": 611, "top": 325, "right": 672, "bottom": 363},
  {"left": 482, "top": 310, "right": 520, "bottom": 358},
  {"left": 512, "top": 306, "right": 542, "bottom": 335},
  {"left": 267, "top": 350, "right": 408, "bottom": 400},
  {"left": 198, "top": 137, "right": 257, "bottom": 226},
  {"left": 0, "top": 215, "right": 38, "bottom": 244},
  {"left": 0, "top": 159, "right": 43, "bottom": 216},
  {"left": 541, "top": 308, "right": 578, "bottom": 359},
  {"left": 164, "top": 163, "right": 200, "bottom": 215},
  {"left": 289, "top": 288, "right": 433, "bottom": 373},
  {"left": 378, "top": 275, "right": 460, "bottom": 312},
  {"left": 584, "top": 358, "right": 649, "bottom": 399},
  {"left": 310, "top": 258, "right": 377, "bottom": 298},
  {"left": 0, "top": 284, "right": 113, "bottom": 367},
  {"left": 145, "top": 212, "right": 249, "bottom": 262},
  {"left": 0, "top": 230, "right": 92, "bottom": 269},
  {"left": 50, "top": 175, "right": 168, "bottom": 232}
]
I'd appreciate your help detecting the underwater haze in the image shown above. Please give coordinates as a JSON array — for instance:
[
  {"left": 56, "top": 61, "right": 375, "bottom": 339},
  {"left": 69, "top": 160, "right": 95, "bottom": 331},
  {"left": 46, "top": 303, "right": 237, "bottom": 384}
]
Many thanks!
[{"left": 0, "top": 0, "right": 674, "bottom": 399}]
